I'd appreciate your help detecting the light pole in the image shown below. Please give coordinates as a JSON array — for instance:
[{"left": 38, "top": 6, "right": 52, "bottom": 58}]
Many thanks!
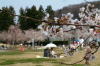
[{"left": 31, "top": 38, "right": 34, "bottom": 50}]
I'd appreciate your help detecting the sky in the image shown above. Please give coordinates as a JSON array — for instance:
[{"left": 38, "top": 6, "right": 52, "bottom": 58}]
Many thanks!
[{"left": 0, "top": 0, "right": 98, "bottom": 15}]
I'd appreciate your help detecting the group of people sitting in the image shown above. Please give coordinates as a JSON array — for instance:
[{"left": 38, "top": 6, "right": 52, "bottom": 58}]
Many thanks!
[
  {"left": 44, "top": 47, "right": 63, "bottom": 58},
  {"left": 43, "top": 43, "right": 78, "bottom": 58}
]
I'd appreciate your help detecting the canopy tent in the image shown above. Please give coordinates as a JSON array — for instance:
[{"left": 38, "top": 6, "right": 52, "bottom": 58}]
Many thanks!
[
  {"left": 74, "top": 39, "right": 79, "bottom": 42},
  {"left": 45, "top": 42, "right": 57, "bottom": 48}
]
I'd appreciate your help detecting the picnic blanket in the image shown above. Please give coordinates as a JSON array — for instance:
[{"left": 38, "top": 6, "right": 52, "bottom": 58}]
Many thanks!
[{"left": 36, "top": 55, "right": 64, "bottom": 58}]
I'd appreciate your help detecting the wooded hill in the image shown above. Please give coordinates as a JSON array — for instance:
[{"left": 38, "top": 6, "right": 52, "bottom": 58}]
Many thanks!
[{"left": 54, "top": 1, "right": 100, "bottom": 19}]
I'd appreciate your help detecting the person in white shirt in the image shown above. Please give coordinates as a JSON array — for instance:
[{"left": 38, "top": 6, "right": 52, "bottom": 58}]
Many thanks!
[
  {"left": 79, "top": 37, "right": 84, "bottom": 51},
  {"left": 50, "top": 48, "right": 63, "bottom": 58}
]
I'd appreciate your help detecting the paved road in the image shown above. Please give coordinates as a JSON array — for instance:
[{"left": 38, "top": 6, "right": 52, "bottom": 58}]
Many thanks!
[{"left": 0, "top": 50, "right": 9, "bottom": 52}]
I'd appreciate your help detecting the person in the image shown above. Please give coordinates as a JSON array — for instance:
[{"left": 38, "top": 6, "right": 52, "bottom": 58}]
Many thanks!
[
  {"left": 44, "top": 47, "right": 50, "bottom": 57},
  {"left": 41, "top": 44, "right": 43, "bottom": 46},
  {"left": 58, "top": 45, "right": 62, "bottom": 50},
  {"left": 1, "top": 45, "right": 5, "bottom": 49},
  {"left": 20, "top": 43, "right": 23, "bottom": 46},
  {"left": 50, "top": 48, "right": 63, "bottom": 58},
  {"left": 79, "top": 37, "right": 84, "bottom": 51},
  {"left": 73, "top": 41, "right": 77, "bottom": 45},
  {"left": 62, "top": 44, "right": 65, "bottom": 48}
]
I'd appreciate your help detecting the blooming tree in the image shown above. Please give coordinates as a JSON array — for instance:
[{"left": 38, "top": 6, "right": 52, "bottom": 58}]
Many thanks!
[
  {"left": 24, "top": 29, "right": 47, "bottom": 41},
  {"left": 37, "top": 3, "right": 100, "bottom": 65},
  {"left": 0, "top": 25, "right": 26, "bottom": 45},
  {"left": 24, "top": 29, "right": 47, "bottom": 44},
  {"left": 0, "top": 31, "right": 10, "bottom": 43},
  {"left": 0, "top": 2, "right": 100, "bottom": 65},
  {"left": 8, "top": 25, "right": 26, "bottom": 45}
]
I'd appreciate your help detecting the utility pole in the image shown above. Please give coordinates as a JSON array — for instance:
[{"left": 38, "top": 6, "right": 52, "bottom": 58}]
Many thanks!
[{"left": 31, "top": 38, "right": 34, "bottom": 50}]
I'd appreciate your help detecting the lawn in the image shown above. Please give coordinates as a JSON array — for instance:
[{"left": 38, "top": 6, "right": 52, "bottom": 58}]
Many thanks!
[{"left": 0, "top": 46, "right": 100, "bottom": 66}]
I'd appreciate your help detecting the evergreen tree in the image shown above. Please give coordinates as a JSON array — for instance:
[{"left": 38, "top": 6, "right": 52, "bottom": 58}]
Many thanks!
[
  {"left": 19, "top": 5, "right": 45, "bottom": 30},
  {"left": 18, "top": 7, "right": 26, "bottom": 30},
  {"left": 37, "top": 5, "right": 45, "bottom": 25},
  {"left": 25, "top": 5, "right": 38, "bottom": 29},
  {"left": 19, "top": 6, "right": 38, "bottom": 30},
  {"left": 45, "top": 5, "right": 54, "bottom": 19},
  {"left": 0, "top": 6, "right": 15, "bottom": 31},
  {"left": 37, "top": 5, "right": 45, "bottom": 20}
]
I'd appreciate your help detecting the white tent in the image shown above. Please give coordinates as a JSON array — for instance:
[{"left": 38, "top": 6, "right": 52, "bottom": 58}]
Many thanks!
[{"left": 45, "top": 42, "right": 57, "bottom": 48}]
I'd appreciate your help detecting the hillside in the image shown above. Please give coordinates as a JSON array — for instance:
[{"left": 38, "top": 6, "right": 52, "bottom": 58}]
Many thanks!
[{"left": 54, "top": 1, "right": 100, "bottom": 19}]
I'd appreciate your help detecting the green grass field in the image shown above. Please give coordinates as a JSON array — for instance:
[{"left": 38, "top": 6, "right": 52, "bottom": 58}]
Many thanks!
[{"left": 0, "top": 46, "right": 100, "bottom": 66}]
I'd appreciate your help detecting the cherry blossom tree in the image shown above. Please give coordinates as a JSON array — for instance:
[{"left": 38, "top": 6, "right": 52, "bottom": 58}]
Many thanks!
[
  {"left": 0, "top": 31, "right": 10, "bottom": 43},
  {"left": 0, "top": 25, "right": 26, "bottom": 45},
  {"left": 8, "top": 25, "right": 26, "bottom": 45},
  {"left": 24, "top": 29, "right": 47, "bottom": 46}
]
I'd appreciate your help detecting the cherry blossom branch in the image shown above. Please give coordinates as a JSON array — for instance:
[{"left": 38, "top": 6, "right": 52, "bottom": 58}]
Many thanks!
[
  {"left": 63, "top": 27, "right": 81, "bottom": 32},
  {"left": 59, "top": 59, "right": 84, "bottom": 65},
  {"left": 92, "top": 45, "right": 100, "bottom": 54}
]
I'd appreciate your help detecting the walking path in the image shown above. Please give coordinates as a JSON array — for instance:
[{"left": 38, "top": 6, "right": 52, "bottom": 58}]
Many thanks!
[{"left": 0, "top": 50, "right": 9, "bottom": 52}]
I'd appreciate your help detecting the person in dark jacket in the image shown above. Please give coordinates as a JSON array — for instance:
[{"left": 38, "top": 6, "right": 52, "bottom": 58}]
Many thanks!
[{"left": 44, "top": 47, "right": 50, "bottom": 57}]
